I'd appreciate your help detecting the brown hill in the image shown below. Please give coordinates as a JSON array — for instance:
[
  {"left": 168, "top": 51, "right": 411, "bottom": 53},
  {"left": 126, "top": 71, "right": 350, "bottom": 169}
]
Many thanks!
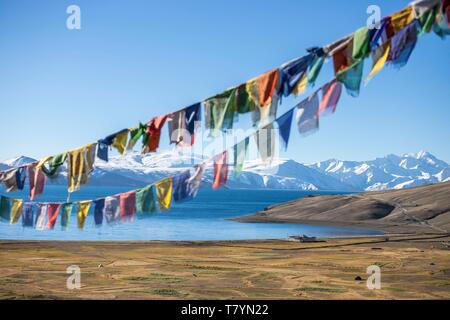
[{"left": 235, "top": 182, "right": 450, "bottom": 234}]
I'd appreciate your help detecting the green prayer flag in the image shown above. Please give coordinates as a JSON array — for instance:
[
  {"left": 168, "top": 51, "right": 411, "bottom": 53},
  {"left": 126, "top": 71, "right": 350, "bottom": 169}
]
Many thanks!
[
  {"left": 204, "top": 88, "right": 236, "bottom": 136},
  {"left": 60, "top": 203, "right": 74, "bottom": 228},
  {"left": 42, "top": 153, "right": 67, "bottom": 177},
  {"left": 0, "top": 196, "right": 10, "bottom": 222},
  {"left": 235, "top": 85, "right": 256, "bottom": 114},
  {"left": 128, "top": 123, "right": 147, "bottom": 150},
  {"left": 337, "top": 60, "right": 364, "bottom": 97},
  {"left": 352, "top": 27, "right": 371, "bottom": 60},
  {"left": 234, "top": 138, "right": 249, "bottom": 176},
  {"left": 136, "top": 185, "right": 157, "bottom": 214},
  {"left": 419, "top": 7, "right": 437, "bottom": 34},
  {"left": 307, "top": 56, "right": 325, "bottom": 86}
]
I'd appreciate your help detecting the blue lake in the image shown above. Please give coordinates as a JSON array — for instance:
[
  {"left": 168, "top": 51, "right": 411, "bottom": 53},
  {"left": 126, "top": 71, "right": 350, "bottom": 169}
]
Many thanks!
[{"left": 0, "top": 187, "right": 382, "bottom": 241}]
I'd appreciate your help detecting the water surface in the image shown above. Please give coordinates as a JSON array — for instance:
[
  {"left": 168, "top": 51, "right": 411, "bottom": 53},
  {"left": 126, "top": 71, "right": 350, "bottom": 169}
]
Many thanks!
[{"left": 0, "top": 187, "right": 382, "bottom": 240}]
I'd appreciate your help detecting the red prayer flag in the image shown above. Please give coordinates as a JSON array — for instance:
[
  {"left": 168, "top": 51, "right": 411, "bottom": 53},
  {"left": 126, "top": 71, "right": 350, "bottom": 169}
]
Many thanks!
[
  {"left": 46, "top": 203, "right": 61, "bottom": 229},
  {"left": 144, "top": 115, "right": 168, "bottom": 153},
  {"left": 212, "top": 151, "right": 228, "bottom": 190},
  {"left": 255, "top": 69, "right": 279, "bottom": 107},
  {"left": 318, "top": 80, "right": 343, "bottom": 115},
  {"left": 28, "top": 164, "right": 46, "bottom": 201},
  {"left": 120, "top": 190, "right": 136, "bottom": 223}
]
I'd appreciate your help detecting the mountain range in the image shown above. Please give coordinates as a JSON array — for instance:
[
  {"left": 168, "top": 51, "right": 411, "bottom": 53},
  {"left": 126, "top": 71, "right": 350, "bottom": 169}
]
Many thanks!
[{"left": 1, "top": 150, "right": 449, "bottom": 192}]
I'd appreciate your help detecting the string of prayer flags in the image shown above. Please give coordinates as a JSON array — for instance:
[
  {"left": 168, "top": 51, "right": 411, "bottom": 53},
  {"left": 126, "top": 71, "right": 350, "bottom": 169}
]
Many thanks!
[
  {"left": 10, "top": 199, "right": 23, "bottom": 224},
  {"left": 296, "top": 92, "right": 320, "bottom": 135},
  {"left": 136, "top": 185, "right": 157, "bottom": 214},
  {"left": 60, "top": 203, "right": 74, "bottom": 229},
  {"left": 234, "top": 137, "right": 249, "bottom": 176},
  {"left": 46, "top": 203, "right": 61, "bottom": 229},
  {"left": 366, "top": 41, "right": 391, "bottom": 84},
  {"left": 77, "top": 200, "right": 91, "bottom": 229},
  {"left": 187, "top": 164, "right": 205, "bottom": 198},
  {"left": 212, "top": 151, "right": 228, "bottom": 190},
  {"left": 28, "top": 164, "right": 46, "bottom": 200},
  {"left": 388, "top": 21, "right": 419, "bottom": 69},
  {"left": 172, "top": 171, "right": 191, "bottom": 202},
  {"left": 35, "top": 204, "right": 47, "bottom": 231},
  {"left": 155, "top": 177, "right": 172, "bottom": 210},
  {"left": 319, "top": 80, "right": 343, "bottom": 115},
  {"left": 120, "top": 190, "right": 136, "bottom": 223},
  {"left": 22, "top": 202, "right": 35, "bottom": 228},
  {"left": 143, "top": 115, "right": 168, "bottom": 153},
  {"left": 104, "top": 195, "right": 120, "bottom": 224}
]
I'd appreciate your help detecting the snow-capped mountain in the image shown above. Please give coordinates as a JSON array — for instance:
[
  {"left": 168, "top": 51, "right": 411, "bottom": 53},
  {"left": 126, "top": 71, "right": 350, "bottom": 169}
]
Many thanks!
[
  {"left": 308, "top": 151, "right": 450, "bottom": 191},
  {"left": 1, "top": 151, "right": 448, "bottom": 192}
]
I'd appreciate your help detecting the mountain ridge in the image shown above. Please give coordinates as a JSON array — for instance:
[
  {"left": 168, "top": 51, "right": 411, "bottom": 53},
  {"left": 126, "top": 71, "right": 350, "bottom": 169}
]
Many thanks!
[{"left": 1, "top": 151, "right": 448, "bottom": 192}]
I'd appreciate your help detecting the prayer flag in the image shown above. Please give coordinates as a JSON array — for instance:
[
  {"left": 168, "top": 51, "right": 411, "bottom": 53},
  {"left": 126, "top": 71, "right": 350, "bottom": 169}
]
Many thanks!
[
  {"left": 234, "top": 138, "right": 249, "bottom": 176},
  {"left": 22, "top": 202, "right": 35, "bottom": 227},
  {"left": 104, "top": 196, "right": 120, "bottom": 224},
  {"left": 93, "top": 199, "right": 105, "bottom": 226},
  {"left": 46, "top": 203, "right": 61, "bottom": 229},
  {"left": 60, "top": 203, "right": 74, "bottom": 228},
  {"left": 319, "top": 80, "right": 343, "bottom": 115},
  {"left": 172, "top": 171, "right": 191, "bottom": 202},
  {"left": 156, "top": 178, "right": 172, "bottom": 210},
  {"left": 136, "top": 185, "right": 157, "bottom": 214},
  {"left": 10, "top": 199, "right": 23, "bottom": 224},
  {"left": 296, "top": 93, "right": 320, "bottom": 135},
  {"left": 77, "top": 201, "right": 91, "bottom": 229},
  {"left": 120, "top": 190, "right": 136, "bottom": 223},
  {"left": 276, "top": 109, "right": 294, "bottom": 151},
  {"left": 212, "top": 152, "right": 228, "bottom": 190}
]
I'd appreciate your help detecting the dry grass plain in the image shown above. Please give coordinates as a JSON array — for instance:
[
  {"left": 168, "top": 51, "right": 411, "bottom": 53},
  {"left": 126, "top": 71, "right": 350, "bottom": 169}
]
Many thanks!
[{"left": 0, "top": 234, "right": 449, "bottom": 300}]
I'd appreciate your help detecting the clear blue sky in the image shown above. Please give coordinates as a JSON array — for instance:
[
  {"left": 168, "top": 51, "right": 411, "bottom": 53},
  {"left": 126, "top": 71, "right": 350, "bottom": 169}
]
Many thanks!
[{"left": 0, "top": 0, "right": 449, "bottom": 163}]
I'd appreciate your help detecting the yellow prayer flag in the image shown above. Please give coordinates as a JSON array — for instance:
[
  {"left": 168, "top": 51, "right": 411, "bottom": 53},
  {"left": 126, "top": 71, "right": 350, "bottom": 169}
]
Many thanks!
[
  {"left": 77, "top": 200, "right": 91, "bottom": 229},
  {"left": 391, "top": 7, "right": 415, "bottom": 33},
  {"left": 10, "top": 199, "right": 23, "bottom": 224},
  {"left": 112, "top": 130, "right": 129, "bottom": 155},
  {"left": 155, "top": 177, "right": 172, "bottom": 211},
  {"left": 365, "top": 41, "right": 391, "bottom": 85},
  {"left": 292, "top": 73, "right": 308, "bottom": 96}
]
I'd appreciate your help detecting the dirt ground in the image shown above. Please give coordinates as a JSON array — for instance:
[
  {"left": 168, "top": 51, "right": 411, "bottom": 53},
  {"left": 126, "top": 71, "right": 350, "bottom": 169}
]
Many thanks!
[{"left": 0, "top": 234, "right": 449, "bottom": 300}]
